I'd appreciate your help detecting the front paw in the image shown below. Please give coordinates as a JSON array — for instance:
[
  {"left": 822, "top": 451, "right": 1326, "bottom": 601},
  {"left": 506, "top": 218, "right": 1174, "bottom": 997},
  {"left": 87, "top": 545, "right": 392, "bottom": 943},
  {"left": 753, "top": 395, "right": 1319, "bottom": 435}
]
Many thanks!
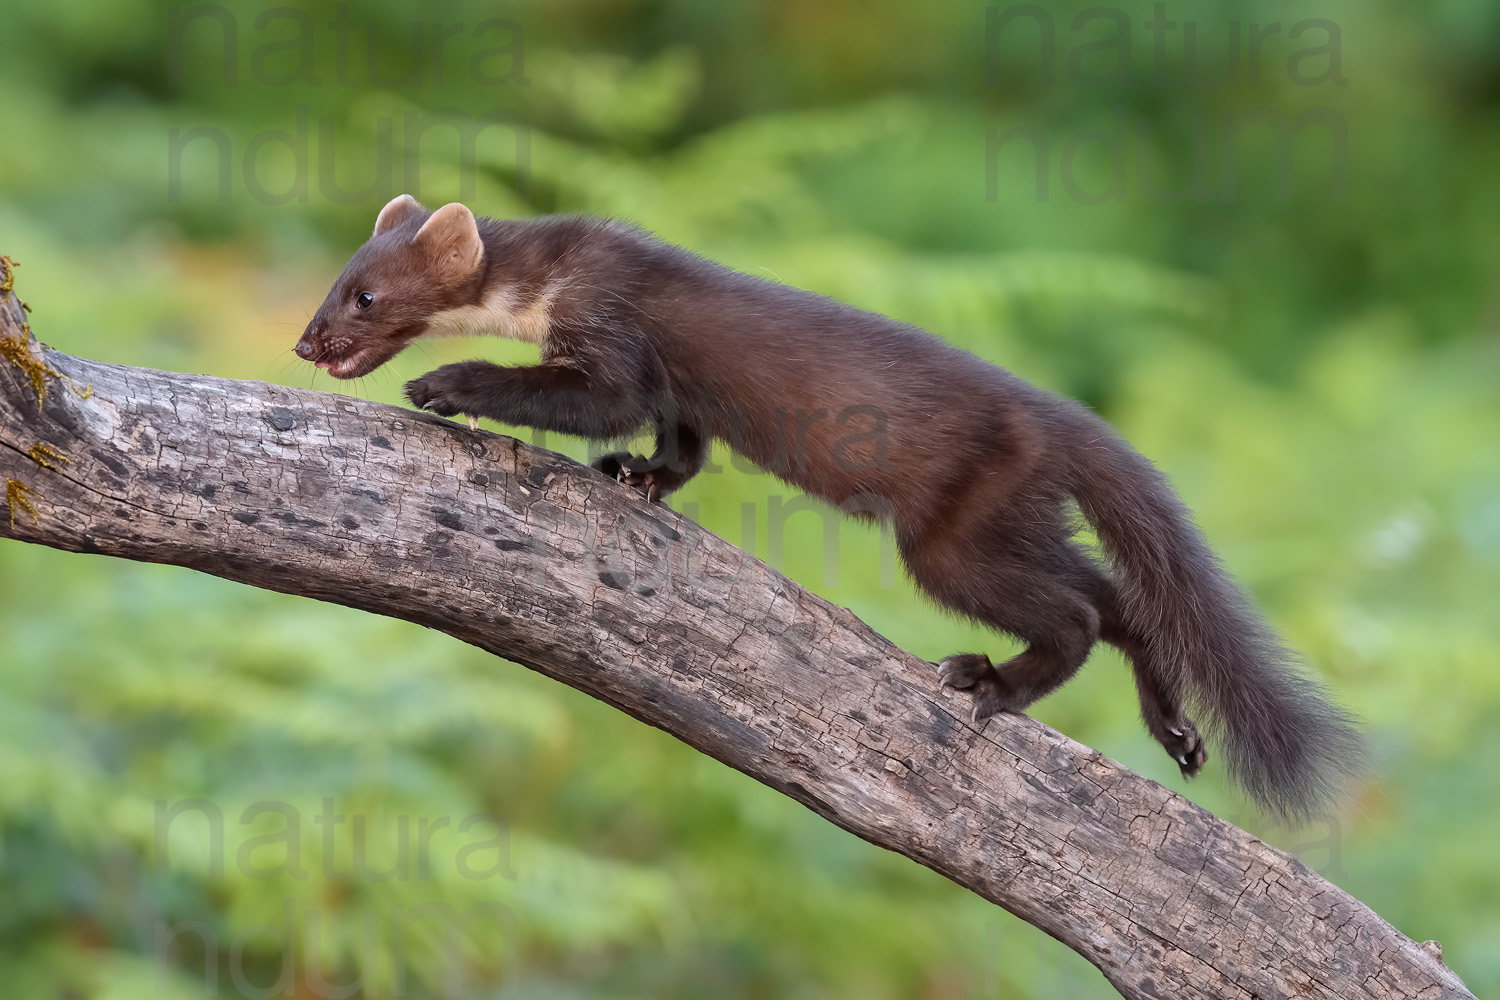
[
  {"left": 592, "top": 451, "right": 658, "bottom": 501},
  {"left": 404, "top": 374, "right": 459, "bottom": 416},
  {"left": 405, "top": 364, "right": 483, "bottom": 417},
  {"left": 591, "top": 451, "right": 639, "bottom": 481},
  {"left": 591, "top": 451, "right": 687, "bottom": 502}
]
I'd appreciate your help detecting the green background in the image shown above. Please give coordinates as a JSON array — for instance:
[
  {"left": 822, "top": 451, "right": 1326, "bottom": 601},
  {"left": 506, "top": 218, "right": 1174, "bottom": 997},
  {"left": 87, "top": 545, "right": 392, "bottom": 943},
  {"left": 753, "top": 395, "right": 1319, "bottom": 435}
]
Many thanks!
[{"left": 2, "top": 1, "right": 1497, "bottom": 996}]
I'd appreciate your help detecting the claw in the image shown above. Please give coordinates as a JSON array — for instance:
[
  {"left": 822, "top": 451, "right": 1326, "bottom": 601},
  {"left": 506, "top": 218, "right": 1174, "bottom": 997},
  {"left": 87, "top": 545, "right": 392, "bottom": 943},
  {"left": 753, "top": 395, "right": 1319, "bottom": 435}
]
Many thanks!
[
  {"left": 1170, "top": 728, "right": 1183, "bottom": 737},
  {"left": 467, "top": 415, "right": 479, "bottom": 431}
]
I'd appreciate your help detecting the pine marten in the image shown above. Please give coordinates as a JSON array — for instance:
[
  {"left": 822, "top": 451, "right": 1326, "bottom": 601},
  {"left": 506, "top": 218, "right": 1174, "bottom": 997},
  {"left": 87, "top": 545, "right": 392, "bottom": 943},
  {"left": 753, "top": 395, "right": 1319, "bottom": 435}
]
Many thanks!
[{"left": 296, "top": 194, "right": 1364, "bottom": 820}]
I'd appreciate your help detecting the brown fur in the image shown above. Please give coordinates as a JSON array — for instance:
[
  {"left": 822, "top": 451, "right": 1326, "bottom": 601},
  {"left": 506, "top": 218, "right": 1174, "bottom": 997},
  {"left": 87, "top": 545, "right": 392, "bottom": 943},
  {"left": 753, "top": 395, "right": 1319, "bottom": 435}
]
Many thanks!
[{"left": 297, "top": 196, "right": 1365, "bottom": 821}]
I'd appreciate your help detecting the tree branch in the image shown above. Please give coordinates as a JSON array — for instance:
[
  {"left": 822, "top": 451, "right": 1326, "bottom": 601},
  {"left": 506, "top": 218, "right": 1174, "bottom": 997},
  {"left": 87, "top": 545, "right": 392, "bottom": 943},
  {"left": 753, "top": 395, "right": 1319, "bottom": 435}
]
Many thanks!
[{"left": 0, "top": 262, "right": 1471, "bottom": 1000}]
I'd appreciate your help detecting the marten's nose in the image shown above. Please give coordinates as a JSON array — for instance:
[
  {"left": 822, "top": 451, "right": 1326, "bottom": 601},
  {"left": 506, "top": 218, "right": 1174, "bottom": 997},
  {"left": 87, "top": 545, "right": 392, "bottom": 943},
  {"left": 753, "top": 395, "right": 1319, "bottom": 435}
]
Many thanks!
[{"left": 294, "top": 338, "right": 315, "bottom": 360}]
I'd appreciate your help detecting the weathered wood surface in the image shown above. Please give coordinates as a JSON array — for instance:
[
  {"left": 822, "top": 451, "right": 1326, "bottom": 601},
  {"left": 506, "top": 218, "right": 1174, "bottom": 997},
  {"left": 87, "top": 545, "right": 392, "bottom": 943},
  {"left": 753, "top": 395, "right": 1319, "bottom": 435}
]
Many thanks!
[{"left": 0, "top": 266, "right": 1471, "bottom": 999}]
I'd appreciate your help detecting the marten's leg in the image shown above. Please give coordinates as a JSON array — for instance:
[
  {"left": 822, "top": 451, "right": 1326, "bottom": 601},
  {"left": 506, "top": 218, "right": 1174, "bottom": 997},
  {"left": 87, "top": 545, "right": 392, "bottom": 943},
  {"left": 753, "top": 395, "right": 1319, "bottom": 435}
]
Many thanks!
[
  {"left": 901, "top": 445, "right": 1212, "bottom": 770},
  {"left": 592, "top": 423, "right": 708, "bottom": 501},
  {"left": 406, "top": 360, "right": 655, "bottom": 438},
  {"left": 1097, "top": 608, "right": 1208, "bottom": 778},
  {"left": 935, "top": 595, "right": 1098, "bottom": 722},
  {"left": 911, "top": 526, "right": 1103, "bottom": 723},
  {"left": 1043, "top": 554, "right": 1208, "bottom": 777}
]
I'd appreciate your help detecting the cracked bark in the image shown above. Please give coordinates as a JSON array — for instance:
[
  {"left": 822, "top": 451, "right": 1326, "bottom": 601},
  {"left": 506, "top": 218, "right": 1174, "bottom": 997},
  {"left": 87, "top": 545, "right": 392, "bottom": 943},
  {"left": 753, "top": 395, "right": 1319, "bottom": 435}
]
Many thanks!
[{"left": 0, "top": 267, "right": 1473, "bottom": 1000}]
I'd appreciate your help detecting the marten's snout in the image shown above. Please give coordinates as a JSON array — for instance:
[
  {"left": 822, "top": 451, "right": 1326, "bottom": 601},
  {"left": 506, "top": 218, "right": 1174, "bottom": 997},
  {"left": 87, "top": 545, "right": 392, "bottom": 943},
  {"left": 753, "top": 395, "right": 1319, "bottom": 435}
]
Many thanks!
[
  {"left": 291, "top": 313, "right": 395, "bottom": 379},
  {"left": 294, "top": 319, "right": 326, "bottom": 361}
]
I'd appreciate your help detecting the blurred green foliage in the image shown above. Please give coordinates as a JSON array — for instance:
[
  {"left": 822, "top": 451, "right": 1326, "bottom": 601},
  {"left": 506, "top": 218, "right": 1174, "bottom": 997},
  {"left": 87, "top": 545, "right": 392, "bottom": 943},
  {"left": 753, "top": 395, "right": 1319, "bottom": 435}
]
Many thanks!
[{"left": 2, "top": 1, "right": 1498, "bottom": 996}]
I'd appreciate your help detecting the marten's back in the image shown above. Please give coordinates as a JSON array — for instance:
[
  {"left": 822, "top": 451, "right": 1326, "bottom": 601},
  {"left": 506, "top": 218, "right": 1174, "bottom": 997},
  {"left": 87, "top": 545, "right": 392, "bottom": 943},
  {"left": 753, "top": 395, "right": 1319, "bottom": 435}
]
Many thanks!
[{"left": 622, "top": 230, "right": 1050, "bottom": 521}]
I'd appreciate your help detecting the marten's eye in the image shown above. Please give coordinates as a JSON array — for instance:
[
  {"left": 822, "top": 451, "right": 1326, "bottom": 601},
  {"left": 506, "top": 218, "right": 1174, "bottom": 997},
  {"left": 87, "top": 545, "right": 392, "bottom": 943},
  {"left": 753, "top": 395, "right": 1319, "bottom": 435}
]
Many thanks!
[{"left": 355, "top": 291, "right": 375, "bottom": 310}]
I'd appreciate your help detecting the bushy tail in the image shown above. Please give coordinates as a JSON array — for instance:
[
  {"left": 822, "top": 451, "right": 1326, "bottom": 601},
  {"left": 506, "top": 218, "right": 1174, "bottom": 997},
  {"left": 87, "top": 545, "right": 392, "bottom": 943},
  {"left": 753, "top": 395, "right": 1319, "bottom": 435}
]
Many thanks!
[{"left": 1069, "top": 421, "right": 1364, "bottom": 822}]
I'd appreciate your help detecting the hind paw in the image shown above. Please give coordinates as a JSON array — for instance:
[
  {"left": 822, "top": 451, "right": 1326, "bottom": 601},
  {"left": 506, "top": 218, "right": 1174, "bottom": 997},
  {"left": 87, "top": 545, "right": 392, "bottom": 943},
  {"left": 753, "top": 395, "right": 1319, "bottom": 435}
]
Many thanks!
[
  {"left": 937, "top": 654, "right": 1019, "bottom": 723},
  {"left": 1155, "top": 718, "right": 1208, "bottom": 779},
  {"left": 938, "top": 653, "right": 992, "bottom": 690}
]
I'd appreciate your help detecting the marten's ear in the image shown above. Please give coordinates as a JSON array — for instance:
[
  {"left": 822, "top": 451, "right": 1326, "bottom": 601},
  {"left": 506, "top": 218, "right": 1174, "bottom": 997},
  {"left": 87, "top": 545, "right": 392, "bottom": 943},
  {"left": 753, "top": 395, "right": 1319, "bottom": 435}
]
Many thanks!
[
  {"left": 373, "top": 194, "right": 425, "bottom": 237},
  {"left": 412, "top": 202, "right": 484, "bottom": 281}
]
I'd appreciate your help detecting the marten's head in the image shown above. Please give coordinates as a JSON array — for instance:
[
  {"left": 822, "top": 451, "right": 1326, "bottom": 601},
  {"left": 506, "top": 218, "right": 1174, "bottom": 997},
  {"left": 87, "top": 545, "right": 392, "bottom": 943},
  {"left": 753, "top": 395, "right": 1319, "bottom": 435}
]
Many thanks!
[{"left": 296, "top": 195, "right": 488, "bottom": 379}]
